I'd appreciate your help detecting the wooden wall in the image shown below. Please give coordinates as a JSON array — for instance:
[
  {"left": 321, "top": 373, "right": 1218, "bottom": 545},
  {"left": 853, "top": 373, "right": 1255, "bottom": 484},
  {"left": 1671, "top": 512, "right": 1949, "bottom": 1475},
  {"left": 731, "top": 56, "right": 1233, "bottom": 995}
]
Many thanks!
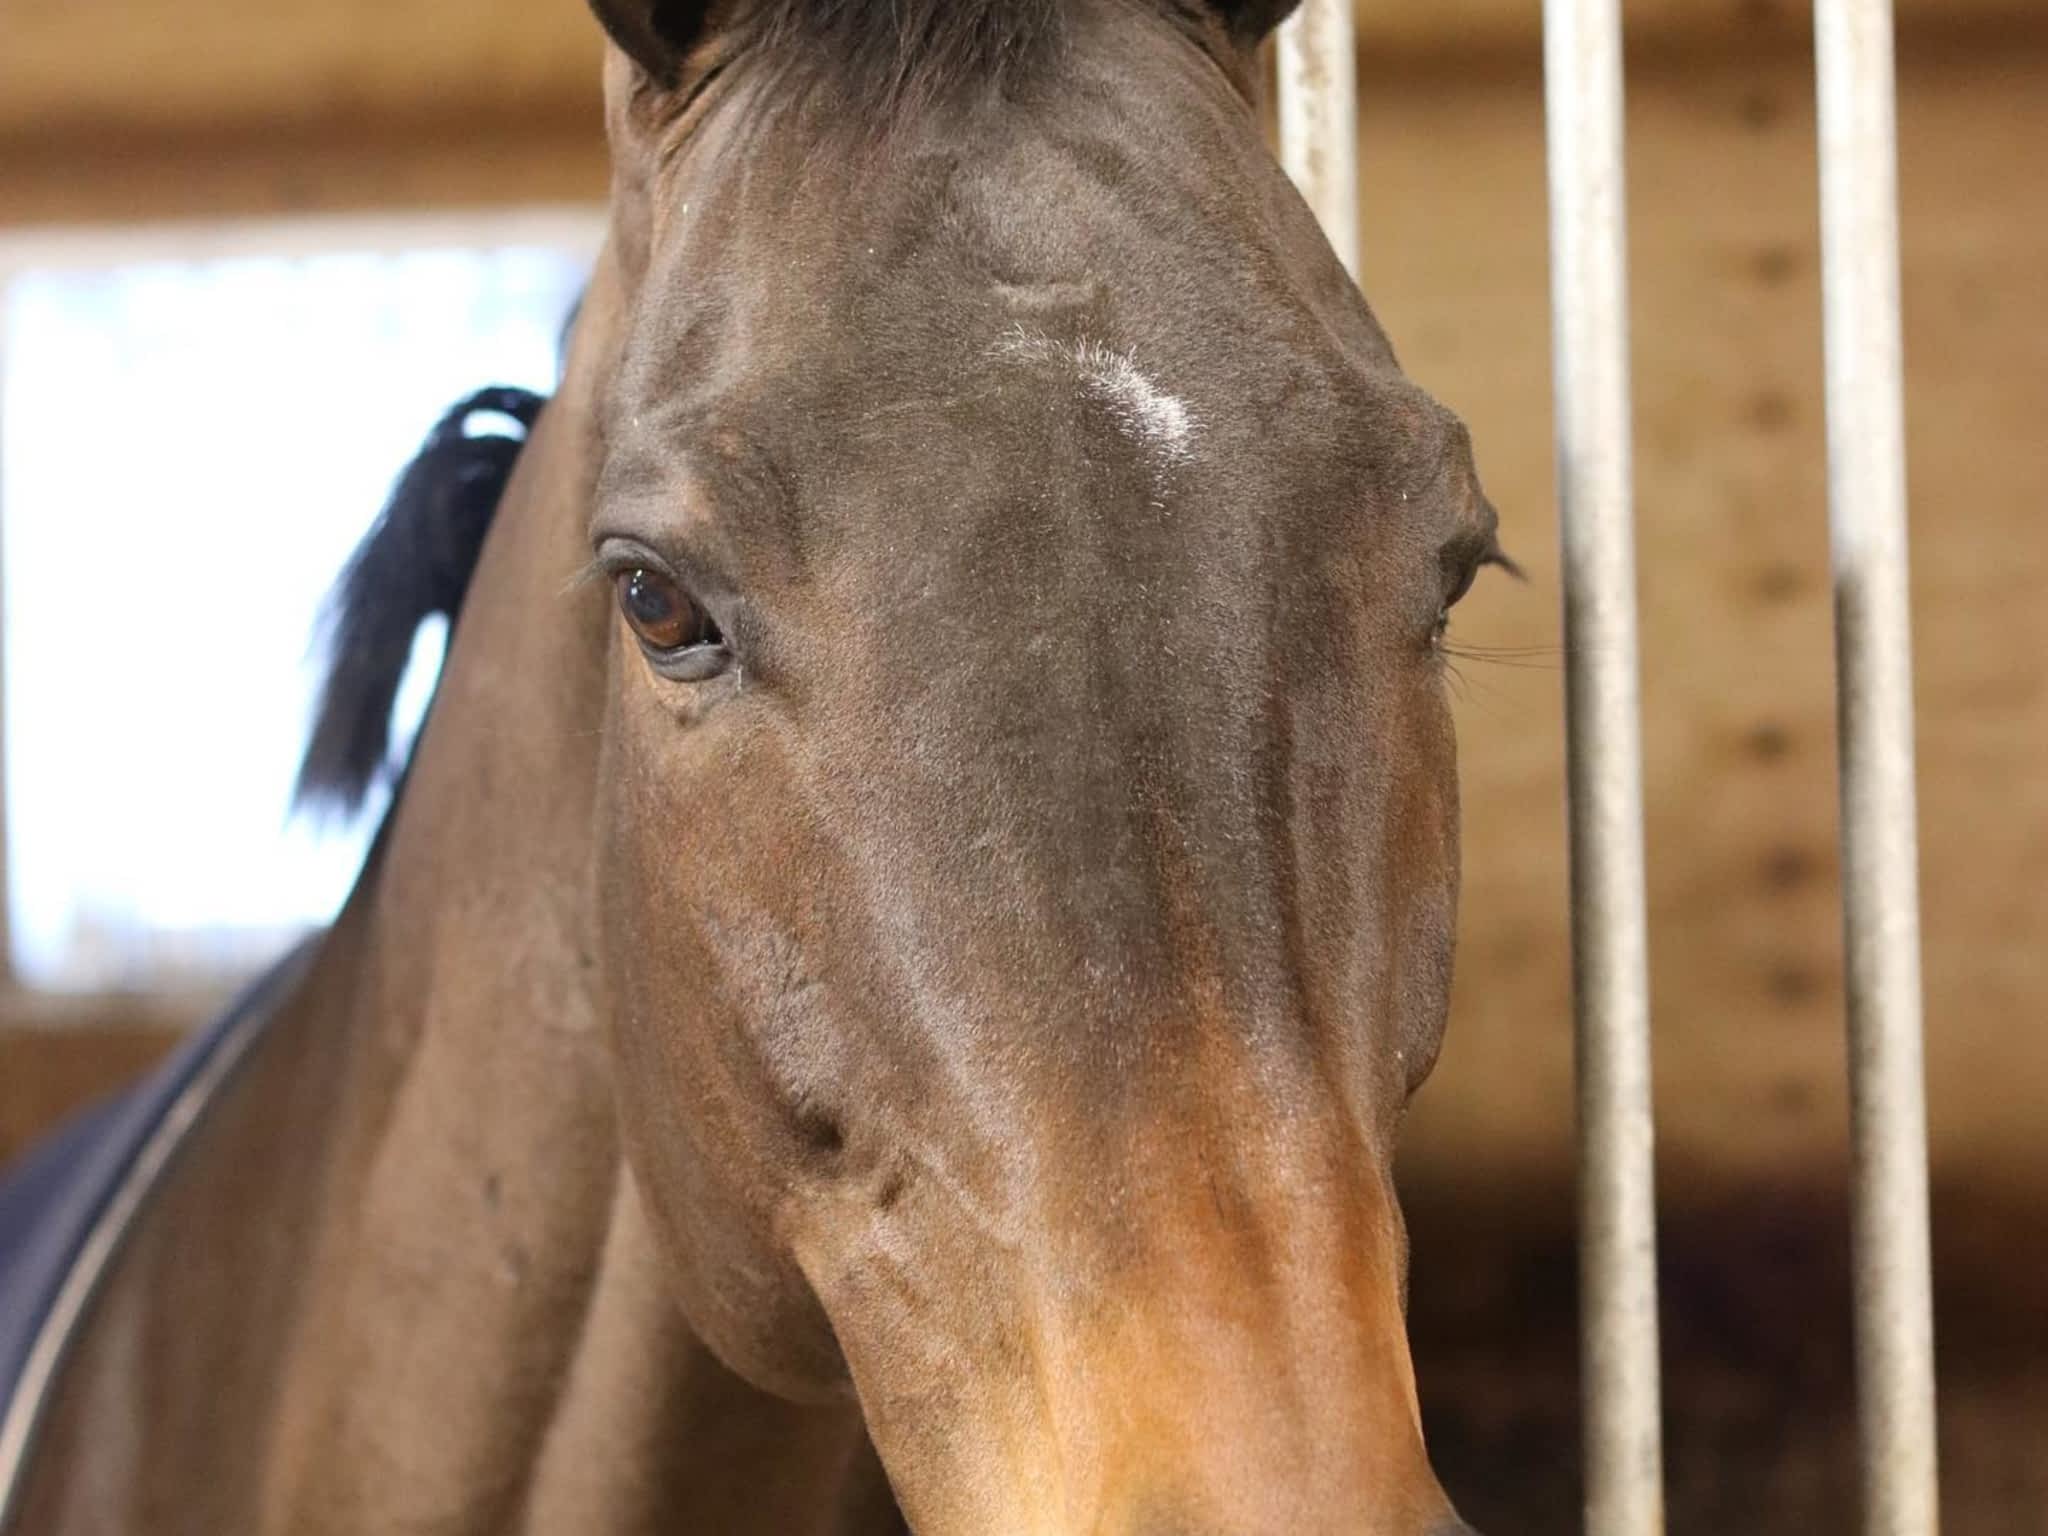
[
  {"left": 2, "top": 3, "right": 2043, "bottom": 1528},
  {"left": 1357, "top": 37, "right": 2048, "bottom": 1529},
  {"left": 1388, "top": 33, "right": 2048, "bottom": 1213}
]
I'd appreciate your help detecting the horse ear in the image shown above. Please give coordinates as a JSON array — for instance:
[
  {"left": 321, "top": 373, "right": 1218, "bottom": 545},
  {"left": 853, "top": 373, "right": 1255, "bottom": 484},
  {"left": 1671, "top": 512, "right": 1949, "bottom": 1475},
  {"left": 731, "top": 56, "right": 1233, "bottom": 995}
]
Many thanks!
[
  {"left": 1201, "top": 0, "right": 1304, "bottom": 44},
  {"left": 586, "top": 0, "right": 715, "bottom": 87}
]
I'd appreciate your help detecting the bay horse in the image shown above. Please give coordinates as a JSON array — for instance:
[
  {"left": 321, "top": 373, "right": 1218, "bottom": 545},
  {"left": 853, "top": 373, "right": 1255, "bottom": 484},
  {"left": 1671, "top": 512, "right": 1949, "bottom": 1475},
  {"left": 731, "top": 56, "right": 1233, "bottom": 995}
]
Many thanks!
[{"left": 0, "top": 2, "right": 1508, "bottom": 1531}]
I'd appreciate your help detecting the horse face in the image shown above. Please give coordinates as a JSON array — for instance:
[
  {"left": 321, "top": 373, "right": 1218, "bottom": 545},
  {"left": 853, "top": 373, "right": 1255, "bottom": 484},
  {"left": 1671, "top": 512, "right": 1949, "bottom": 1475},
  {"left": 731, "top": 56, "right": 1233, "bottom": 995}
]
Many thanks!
[{"left": 585, "top": 3, "right": 1501, "bottom": 1530}]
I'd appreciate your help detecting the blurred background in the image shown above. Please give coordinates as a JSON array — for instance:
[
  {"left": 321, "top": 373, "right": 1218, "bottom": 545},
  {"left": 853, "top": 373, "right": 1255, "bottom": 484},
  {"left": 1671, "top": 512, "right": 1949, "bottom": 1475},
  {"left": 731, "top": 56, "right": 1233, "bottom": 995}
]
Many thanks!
[{"left": 0, "top": 0, "right": 2041, "bottom": 1530}]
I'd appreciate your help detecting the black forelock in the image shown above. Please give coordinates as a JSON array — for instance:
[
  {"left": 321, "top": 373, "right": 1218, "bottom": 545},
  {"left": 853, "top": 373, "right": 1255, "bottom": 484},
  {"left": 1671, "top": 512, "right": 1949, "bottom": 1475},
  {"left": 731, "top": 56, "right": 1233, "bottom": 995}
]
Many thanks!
[{"left": 731, "top": 0, "right": 1068, "bottom": 122}]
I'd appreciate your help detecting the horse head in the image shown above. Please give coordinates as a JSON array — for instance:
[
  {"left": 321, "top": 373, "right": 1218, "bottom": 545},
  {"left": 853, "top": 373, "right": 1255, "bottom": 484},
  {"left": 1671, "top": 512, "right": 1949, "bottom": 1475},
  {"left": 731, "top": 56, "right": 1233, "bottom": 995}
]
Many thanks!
[{"left": 571, "top": 3, "right": 1503, "bottom": 1529}]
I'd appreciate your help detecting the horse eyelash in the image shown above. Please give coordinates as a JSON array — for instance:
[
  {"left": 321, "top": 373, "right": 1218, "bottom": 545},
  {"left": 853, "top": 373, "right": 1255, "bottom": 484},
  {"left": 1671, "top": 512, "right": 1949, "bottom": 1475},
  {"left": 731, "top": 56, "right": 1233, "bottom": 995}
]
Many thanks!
[
  {"left": 561, "top": 557, "right": 612, "bottom": 598},
  {"left": 1481, "top": 541, "right": 1527, "bottom": 583}
]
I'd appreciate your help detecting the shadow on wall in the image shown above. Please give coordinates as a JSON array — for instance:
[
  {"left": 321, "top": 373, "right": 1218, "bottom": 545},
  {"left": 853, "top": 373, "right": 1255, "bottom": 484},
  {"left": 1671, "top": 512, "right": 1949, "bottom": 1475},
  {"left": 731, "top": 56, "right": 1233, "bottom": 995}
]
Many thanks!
[{"left": 1403, "top": 1167, "right": 2048, "bottom": 1535}]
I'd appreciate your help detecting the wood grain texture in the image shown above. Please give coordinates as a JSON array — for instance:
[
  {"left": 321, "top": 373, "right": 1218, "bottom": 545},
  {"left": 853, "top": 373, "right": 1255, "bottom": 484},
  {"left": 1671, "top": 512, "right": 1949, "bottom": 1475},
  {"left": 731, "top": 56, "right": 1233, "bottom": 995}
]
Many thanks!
[
  {"left": 0, "top": 115, "right": 609, "bottom": 227},
  {"left": 0, "top": 0, "right": 607, "bottom": 141}
]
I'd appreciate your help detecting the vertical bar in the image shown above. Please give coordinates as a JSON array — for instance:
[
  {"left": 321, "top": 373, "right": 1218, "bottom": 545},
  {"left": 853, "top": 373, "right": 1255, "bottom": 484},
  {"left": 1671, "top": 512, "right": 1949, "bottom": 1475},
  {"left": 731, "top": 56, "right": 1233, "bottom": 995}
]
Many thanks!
[
  {"left": 1276, "top": 0, "right": 1360, "bottom": 280},
  {"left": 1813, "top": 3, "right": 1941, "bottom": 1533},
  {"left": 1541, "top": 1, "right": 1665, "bottom": 1532}
]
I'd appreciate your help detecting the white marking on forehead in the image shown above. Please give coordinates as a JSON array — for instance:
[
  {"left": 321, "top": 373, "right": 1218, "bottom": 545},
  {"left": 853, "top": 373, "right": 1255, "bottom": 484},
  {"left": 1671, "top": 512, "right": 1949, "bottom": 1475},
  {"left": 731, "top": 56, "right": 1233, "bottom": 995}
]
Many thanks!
[{"left": 993, "top": 325, "right": 1198, "bottom": 472}]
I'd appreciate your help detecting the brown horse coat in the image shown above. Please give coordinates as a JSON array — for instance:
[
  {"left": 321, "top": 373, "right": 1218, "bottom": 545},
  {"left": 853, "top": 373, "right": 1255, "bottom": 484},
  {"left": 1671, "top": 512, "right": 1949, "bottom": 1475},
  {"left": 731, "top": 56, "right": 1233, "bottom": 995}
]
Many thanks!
[{"left": 5, "top": 4, "right": 1504, "bottom": 1532}]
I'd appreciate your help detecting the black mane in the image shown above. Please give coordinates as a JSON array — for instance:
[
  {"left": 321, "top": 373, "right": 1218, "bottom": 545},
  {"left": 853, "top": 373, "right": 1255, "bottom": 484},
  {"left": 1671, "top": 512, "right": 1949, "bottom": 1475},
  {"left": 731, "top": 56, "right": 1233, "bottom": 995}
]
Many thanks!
[{"left": 295, "top": 386, "right": 545, "bottom": 815}]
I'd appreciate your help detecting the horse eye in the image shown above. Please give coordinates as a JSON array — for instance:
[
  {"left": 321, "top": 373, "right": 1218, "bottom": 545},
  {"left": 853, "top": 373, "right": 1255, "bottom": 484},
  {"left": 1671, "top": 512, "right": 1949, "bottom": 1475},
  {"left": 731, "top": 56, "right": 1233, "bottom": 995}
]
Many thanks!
[{"left": 615, "top": 568, "right": 719, "bottom": 654}]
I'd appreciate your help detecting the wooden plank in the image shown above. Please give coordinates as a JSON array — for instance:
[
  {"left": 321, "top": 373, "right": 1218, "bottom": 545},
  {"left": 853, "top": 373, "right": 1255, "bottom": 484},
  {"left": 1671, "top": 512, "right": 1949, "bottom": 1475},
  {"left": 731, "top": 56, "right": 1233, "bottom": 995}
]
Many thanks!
[
  {"left": 0, "top": 116, "right": 607, "bottom": 228},
  {"left": 0, "top": 0, "right": 605, "bottom": 141}
]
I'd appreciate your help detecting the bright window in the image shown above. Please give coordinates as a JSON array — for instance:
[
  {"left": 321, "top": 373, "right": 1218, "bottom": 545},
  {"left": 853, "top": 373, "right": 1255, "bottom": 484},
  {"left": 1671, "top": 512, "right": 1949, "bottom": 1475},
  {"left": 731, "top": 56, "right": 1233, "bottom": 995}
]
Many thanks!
[{"left": 0, "top": 212, "right": 601, "bottom": 991}]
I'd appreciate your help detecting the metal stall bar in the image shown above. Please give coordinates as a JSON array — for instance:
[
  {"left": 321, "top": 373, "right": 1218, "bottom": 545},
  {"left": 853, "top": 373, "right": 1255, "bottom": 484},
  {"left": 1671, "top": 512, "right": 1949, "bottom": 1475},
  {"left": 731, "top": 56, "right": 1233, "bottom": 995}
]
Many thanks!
[
  {"left": 1276, "top": 0, "right": 1360, "bottom": 280},
  {"left": 1541, "top": 1, "right": 1665, "bottom": 1532},
  {"left": 1812, "top": 3, "right": 1941, "bottom": 1532}
]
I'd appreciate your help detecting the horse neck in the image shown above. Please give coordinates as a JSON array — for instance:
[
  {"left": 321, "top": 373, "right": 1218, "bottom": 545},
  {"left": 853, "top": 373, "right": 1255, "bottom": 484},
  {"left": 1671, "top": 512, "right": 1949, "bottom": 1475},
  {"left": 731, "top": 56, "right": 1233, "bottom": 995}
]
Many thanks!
[{"left": 252, "top": 252, "right": 885, "bottom": 1533}]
